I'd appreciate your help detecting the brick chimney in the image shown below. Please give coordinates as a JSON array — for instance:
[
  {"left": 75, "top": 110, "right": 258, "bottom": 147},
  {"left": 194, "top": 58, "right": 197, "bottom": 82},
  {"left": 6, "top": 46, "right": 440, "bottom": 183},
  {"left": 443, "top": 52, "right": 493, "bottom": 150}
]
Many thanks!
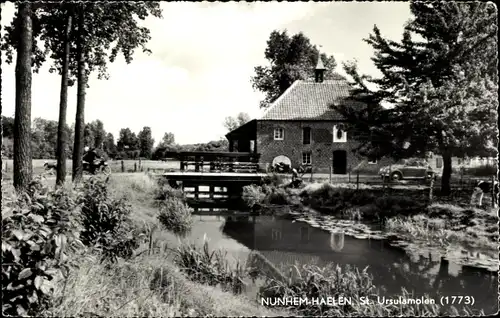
[{"left": 315, "top": 52, "right": 326, "bottom": 83}]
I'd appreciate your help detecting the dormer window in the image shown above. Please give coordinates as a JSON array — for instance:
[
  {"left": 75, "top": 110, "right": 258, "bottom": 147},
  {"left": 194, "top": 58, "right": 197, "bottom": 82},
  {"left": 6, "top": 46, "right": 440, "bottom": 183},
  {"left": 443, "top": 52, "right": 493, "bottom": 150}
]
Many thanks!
[
  {"left": 333, "top": 125, "right": 347, "bottom": 143},
  {"left": 274, "top": 128, "right": 284, "bottom": 140}
]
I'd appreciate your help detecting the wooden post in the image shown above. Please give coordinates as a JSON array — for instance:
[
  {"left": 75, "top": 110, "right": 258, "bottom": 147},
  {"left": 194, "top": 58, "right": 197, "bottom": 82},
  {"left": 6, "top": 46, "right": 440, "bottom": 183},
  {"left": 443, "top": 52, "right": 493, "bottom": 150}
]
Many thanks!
[
  {"left": 139, "top": 158, "right": 142, "bottom": 170},
  {"left": 459, "top": 168, "right": 463, "bottom": 187},
  {"left": 134, "top": 162, "right": 137, "bottom": 172},
  {"left": 329, "top": 166, "right": 332, "bottom": 184},
  {"left": 121, "top": 160, "right": 125, "bottom": 173},
  {"left": 195, "top": 186, "right": 199, "bottom": 199},
  {"left": 195, "top": 156, "right": 200, "bottom": 172},
  {"left": 388, "top": 164, "right": 392, "bottom": 191},
  {"left": 180, "top": 161, "right": 185, "bottom": 171},
  {"left": 348, "top": 171, "right": 351, "bottom": 183},
  {"left": 310, "top": 165, "right": 313, "bottom": 182},
  {"left": 356, "top": 171, "right": 360, "bottom": 190},
  {"left": 209, "top": 185, "right": 214, "bottom": 200},
  {"left": 491, "top": 175, "right": 496, "bottom": 208},
  {"left": 429, "top": 175, "right": 435, "bottom": 202},
  {"left": 5, "top": 161, "right": 7, "bottom": 172}
]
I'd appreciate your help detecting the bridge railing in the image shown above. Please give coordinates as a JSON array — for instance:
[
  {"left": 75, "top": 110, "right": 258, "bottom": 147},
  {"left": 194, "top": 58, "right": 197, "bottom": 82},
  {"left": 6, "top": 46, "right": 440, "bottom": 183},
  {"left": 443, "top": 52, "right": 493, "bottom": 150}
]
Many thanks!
[
  {"left": 180, "top": 161, "right": 261, "bottom": 173},
  {"left": 163, "top": 151, "right": 263, "bottom": 173}
]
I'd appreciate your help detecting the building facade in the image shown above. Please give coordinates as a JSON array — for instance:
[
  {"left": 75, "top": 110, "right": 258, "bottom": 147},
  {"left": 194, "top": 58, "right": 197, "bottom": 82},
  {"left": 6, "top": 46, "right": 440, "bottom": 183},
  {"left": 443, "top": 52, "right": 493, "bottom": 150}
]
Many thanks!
[{"left": 226, "top": 56, "right": 387, "bottom": 174}]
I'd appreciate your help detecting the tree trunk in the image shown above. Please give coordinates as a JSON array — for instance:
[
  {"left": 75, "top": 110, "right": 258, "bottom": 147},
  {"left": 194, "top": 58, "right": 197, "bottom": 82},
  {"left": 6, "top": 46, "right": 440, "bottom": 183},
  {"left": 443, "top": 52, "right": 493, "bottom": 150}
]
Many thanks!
[
  {"left": 440, "top": 151, "right": 452, "bottom": 196},
  {"left": 72, "top": 7, "right": 87, "bottom": 183},
  {"left": 13, "top": 3, "right": 33, "bottom": 191},
  {"left": 56, "top": 11, "right": 73, "bottom": 187}
]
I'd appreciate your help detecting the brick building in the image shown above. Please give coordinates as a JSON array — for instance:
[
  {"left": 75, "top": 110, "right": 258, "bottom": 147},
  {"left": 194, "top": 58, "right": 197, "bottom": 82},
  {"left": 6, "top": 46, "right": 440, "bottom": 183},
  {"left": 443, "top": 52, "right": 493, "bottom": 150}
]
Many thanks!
[{"left": 226, "top": 55, "right": 384, "bottom": 174}]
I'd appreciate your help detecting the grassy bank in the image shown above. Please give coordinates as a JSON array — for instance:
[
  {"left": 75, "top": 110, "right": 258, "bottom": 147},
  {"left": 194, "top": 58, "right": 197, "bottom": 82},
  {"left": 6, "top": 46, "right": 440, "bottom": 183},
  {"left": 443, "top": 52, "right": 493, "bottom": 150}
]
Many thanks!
[
  {"left": 1, "top": 174, "right": 285, "bottom": 317},
  {"left": 386, "top": 203, "right": 498, "bottom": 252},
  {"left": 2, "top": 174, "right": 485, "bottom": 316},
  {"left": 245, "top": 179, "right": 498, "bottom": 255},
  {"left": 49, "top": 252, "right": 283, "bottom": 317}
]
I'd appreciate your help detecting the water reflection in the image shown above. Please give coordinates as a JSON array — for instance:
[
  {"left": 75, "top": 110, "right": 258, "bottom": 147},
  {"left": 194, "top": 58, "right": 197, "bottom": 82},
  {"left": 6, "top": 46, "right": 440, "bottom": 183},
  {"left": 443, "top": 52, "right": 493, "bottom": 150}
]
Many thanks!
[{"left": 218, "top": 214, "right": 498, "bottom": 314}]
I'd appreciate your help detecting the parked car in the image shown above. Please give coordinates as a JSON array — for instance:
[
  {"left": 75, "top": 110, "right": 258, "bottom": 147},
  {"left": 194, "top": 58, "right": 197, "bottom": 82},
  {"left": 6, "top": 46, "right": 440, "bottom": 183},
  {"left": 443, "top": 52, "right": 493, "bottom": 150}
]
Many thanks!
[{"left": 379, "top": 158, "right": 436, "bottom": 181}]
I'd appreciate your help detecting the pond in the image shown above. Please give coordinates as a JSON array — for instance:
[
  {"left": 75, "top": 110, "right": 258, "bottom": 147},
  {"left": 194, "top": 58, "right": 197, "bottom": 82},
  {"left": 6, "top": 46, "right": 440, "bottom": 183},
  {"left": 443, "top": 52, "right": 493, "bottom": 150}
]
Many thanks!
[{"left": 180, "top": 212, "right": 498, "bottom": 315}]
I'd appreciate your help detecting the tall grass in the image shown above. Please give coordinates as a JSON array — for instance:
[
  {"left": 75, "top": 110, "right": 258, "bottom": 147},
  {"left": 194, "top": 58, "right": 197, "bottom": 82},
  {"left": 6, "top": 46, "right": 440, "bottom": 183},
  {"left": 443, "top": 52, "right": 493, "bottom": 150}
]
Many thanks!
[
  {"left": 260, "top": 264, "right": 480, "bottom": 316},
  {"left": 386, "top": 206, "right": 498, "bottom": 251},
  {"left": 48, "top": 251, "right": 285, "bottom": 317},
  {"left": 173, "top": 240, "right": 246, "bottom": 294}
]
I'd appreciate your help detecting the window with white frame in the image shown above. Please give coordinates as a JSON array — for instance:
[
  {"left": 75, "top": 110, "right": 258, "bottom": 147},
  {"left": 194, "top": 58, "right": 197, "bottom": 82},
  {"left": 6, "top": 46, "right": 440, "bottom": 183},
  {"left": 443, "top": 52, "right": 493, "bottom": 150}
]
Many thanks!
[
  {"left": 274, "top": 128, "right": 284, "bottom": 140},
  {"left": 302, "top": 152, "right": 312, "bottom": 165},
  {"left": 333, "top": 125, "right": 347, "bottom": 143}
]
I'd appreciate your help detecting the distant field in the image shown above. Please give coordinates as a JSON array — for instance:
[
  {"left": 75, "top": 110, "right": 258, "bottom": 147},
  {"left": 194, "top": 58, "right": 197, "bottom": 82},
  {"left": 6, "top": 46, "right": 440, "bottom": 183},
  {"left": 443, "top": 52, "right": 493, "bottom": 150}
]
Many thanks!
[
  {"left": 1, "top": 159, "right": 488, "bottom": 189},
  {"left": 1, "top": 159, "right": 180, "bottom": 179}
]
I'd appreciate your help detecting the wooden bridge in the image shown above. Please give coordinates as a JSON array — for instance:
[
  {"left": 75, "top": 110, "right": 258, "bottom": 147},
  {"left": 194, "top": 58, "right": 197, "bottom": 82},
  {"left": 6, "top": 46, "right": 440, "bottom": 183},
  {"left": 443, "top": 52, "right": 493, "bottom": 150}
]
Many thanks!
[{"left": 162, "top": 151, "right": 268, "bottom": 206}]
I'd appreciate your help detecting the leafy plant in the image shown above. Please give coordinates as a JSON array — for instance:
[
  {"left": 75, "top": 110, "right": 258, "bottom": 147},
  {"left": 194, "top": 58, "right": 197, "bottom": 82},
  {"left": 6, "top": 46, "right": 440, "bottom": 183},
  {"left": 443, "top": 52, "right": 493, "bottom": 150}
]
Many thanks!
[
  {"left": 157, "top": 197, "right": 193, "bottom": 236},
  {"left": 2, "top": 179, "right": 84, "bottom": 316},
  {"left": 79, "top": 177, "right": 140, "bottom": 262}
]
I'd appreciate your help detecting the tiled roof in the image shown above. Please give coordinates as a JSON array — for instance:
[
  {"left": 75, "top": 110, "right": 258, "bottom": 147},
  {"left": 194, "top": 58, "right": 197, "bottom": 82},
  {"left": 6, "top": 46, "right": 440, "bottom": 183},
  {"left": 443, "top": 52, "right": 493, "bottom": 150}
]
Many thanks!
[{"left": 261, "top": 76, "right": 364, "bottom": 121}]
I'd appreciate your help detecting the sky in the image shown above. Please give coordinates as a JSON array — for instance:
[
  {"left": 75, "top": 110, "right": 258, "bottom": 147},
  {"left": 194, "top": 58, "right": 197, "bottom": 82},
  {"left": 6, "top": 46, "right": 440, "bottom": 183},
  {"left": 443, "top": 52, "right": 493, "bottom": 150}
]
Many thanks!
[{"left": 1, "top": 1, "right": 412, "bottom": 145}]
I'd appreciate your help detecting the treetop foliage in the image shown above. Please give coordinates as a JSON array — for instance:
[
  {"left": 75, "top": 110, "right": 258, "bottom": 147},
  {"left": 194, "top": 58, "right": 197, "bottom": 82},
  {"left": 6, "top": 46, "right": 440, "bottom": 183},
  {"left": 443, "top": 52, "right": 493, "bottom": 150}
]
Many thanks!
[
  {"left": 251, "top": 30, "right": 337, "bottom": 108},
  {"left": 338, "top": 2, "right": 497, "bottom": 161}
]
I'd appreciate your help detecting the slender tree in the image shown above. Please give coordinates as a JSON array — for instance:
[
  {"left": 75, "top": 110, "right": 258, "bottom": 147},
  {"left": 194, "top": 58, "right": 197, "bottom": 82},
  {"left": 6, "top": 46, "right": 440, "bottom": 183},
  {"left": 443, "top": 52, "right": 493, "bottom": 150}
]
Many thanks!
[
  {"left": 72, "top": 5, "right": 87, "bottom": 182},
  {"left": 138, "top": 126, "right": 155, "bottom": 159},
  {"left": 71, "top": 2, "right": 162, "bottom": 181},
  {"left": 13, "top": 3, "right": 34, "bottom": 190},
  {"left": 55, "top": 7, "right": 73, "bottom": 186}
]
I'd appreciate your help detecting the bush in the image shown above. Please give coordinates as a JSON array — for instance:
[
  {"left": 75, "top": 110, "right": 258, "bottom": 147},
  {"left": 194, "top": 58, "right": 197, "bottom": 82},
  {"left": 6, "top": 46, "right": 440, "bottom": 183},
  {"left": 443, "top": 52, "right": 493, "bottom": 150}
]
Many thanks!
[
  {"left": 264, "top": 187, "right": 291, "bottom": 205},
  {"left": 2, "top": 179, "right": 83, "bottom": 316},
  {"left": 157, "top": 197, "right": 193, "bottom": 236},
  {"left": 299, "top": 183, "right": 425, "bottom": 220},
  {"left": 373, "top": 195, "right": 423, "bottom": 218},
  {"left": 242, "top": 185, "right": 266, "bottom": 208},
  {"left": 173, "top": 240, "right": 245, "bottom": 294},
  {"left": 300, "top": 184, "right": 376, "bottom": 210},
  {"left": 79, "top": 178, "right": 140, "bottom": 262},
  {"left": 262, "top": 173, "right": 284, "bottom": 186},
  {"left": 154, "top": 183, "right": 185, "bottom": 202},
  {"left": 463, "top": 165, "right": 497, "bottom": 177}
]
